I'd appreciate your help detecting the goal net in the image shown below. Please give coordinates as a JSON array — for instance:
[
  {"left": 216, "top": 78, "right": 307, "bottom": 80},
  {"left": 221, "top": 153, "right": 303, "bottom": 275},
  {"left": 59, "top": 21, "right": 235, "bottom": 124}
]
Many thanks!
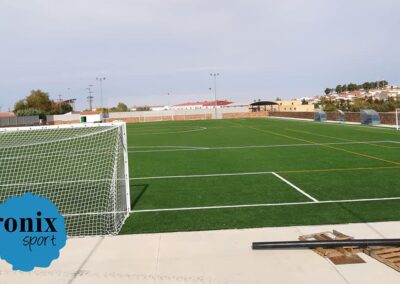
[{"left": 0, "top": 122, "right": 130, "bottom": 236}]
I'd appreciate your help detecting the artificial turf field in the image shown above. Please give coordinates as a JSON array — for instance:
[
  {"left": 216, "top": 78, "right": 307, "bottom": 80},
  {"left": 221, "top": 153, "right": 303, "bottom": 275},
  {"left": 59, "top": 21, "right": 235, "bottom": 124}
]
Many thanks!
[{"left": 120, "top": 117, "right": 400, "bottom": 234}]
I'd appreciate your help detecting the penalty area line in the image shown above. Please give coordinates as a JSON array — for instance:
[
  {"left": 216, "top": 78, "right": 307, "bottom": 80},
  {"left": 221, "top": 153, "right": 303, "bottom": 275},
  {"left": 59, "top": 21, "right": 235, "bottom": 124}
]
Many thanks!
[
  {"left": 62, "top": 196, "right": 400, "bottom": 216},
  {"left": 272, "top": 172, "right": 318, "bottom": 202},
  {"left": 132, "top": 171, "right": 274, "bottom": 180},
  {"left": 130, "top": 196, "right": 400, "bottom": 213}
]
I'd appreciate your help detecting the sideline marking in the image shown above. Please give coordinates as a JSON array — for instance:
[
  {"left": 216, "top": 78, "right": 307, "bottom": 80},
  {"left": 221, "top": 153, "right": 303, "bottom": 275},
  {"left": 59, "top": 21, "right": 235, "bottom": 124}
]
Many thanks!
[
  {"left": 272, "top": 172, "right": 318, "bottom": 202},
  {"left": 131, "top": 196, "right": 400, "bottom": 213}
]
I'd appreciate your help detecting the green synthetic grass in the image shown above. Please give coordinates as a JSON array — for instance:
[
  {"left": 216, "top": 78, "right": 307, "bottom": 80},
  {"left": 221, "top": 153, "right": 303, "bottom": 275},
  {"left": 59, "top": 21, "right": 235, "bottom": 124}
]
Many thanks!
[
  {"left": 131, "top": 174, "right": 310, "bottom": 210},
  {"left": 121, "top": 118, "right": 400, "bottom": 234}
]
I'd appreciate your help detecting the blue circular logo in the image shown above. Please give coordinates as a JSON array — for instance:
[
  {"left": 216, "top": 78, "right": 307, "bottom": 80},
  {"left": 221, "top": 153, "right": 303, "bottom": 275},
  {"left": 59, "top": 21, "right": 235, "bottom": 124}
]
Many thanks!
[{"left": 0, "top": 193, "right": 67, "bottom": 271}]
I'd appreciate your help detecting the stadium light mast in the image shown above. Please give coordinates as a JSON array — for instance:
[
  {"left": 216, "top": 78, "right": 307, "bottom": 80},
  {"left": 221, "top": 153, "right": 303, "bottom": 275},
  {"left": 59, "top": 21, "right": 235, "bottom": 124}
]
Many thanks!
[
  {"left": 210, "top": 73, "right": 220, "bottom": 119},
  {"left": 96, "top": 77, "right": 106, "bottom": 109}
]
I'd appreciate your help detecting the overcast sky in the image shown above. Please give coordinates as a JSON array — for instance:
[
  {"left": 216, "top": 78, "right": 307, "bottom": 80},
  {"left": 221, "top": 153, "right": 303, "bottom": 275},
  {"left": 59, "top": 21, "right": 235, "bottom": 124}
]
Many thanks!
[{"left": 1, "top": 0, "right": 399, "bottom": 111}]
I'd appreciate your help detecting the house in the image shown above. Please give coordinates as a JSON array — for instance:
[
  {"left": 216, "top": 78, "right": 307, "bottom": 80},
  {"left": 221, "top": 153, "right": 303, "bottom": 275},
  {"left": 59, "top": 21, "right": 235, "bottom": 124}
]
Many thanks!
[{"left": 273, "top": 100, "right": 314, "bottom": 112}]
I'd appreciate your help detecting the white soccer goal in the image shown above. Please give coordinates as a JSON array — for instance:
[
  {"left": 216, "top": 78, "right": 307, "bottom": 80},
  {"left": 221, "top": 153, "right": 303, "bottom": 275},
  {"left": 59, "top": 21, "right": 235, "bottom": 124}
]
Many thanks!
[
  {"left": 396, "top": 108, "right": 400, "bottom": 130},
  {"left": 0, "top": 122, "right": 130, "bottom": 236}
]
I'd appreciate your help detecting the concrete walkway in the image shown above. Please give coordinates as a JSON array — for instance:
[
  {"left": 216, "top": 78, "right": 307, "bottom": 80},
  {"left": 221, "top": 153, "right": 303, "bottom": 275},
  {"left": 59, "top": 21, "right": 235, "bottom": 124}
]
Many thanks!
[{"left": 1, "top": 221, "right": 400, "bottom": 283}]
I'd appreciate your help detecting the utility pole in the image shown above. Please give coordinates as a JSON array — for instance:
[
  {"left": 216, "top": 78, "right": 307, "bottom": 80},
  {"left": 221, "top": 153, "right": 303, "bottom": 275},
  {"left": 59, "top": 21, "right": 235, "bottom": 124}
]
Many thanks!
[
  {"left": 210, "top": 73, "right": 220, "bottom": 119},
  {"left": 96, "top": 77, "right": 106, "bottom": 109},
  {"left": 86, "top": 85, "right": 94, "bottom": 111},
  {"left": 58, "top": 94, "right": 62, "bottom": 113}
]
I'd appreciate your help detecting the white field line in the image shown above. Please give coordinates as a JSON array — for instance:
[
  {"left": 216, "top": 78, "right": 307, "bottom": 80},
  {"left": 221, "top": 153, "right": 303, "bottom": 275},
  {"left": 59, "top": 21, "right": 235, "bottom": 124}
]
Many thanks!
[
  {"left": 131, "top": 196, "right": 400, "bottom": 213},
  {"left": 132, "top": 171, "right": 274, "bottom": 180},
  {"left": 0, "top": 178, "right": 125, "bottom": 188},
  {"left": 128, "top": 145, "right": 208, "bottom": 149},
  {"left": 0, "top": 171, "right": 274, "bottom": 187},
  {"left": 62, "top": 196, "right": 400, "bottom": 216},
  {"left": 271, "top": 172, "right": 318, "bottom": 202},
  {"left": 267, "top": 116, "right": 398, "bottom": 131},
  {"left": 128, "top": 140, "right": 395, "bottom": 153},
  {"left": 130, "top": 126, "right": 207, "bottom": 136}
]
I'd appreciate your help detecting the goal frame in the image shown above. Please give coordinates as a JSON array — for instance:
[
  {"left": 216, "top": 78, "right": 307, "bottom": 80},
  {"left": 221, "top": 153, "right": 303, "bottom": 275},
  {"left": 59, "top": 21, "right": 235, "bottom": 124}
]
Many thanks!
[
  {"left": 0, "top": 122, "right": 131, "bottom": 236},
  {"left": 396, "top": 108, "right": 400, "bottom": 130}
]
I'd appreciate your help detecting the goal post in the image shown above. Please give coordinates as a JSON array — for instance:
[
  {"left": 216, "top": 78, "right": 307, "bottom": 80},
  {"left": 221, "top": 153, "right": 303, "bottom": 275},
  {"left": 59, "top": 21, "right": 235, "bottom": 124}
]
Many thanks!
[
  {"left": 0, "top": 122, "right": 130, "bottom": 236},
  {"left": 396, "top": 108, "right": 400, "bottom": 130}
]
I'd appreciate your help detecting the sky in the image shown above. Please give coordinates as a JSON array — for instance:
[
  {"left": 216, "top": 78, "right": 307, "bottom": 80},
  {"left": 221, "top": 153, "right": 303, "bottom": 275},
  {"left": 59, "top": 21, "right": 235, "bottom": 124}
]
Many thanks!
[{"left": 0, "top": 0, "right": 399, "bottom": 111}]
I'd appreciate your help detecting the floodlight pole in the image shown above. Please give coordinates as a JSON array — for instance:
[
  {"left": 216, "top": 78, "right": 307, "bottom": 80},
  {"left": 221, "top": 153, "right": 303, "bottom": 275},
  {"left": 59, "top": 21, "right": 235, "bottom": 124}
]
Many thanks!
[
  {"left": 210, "top": 73, "right": 219, "bottom": 119},
  {"left": 96, "top": 77, "right": 106, "bottom": 110}
]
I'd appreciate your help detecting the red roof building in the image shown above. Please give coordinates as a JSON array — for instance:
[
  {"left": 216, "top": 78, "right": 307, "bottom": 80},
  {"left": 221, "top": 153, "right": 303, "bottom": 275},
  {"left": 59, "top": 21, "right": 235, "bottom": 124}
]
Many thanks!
[
  {"left": 0, "top": 112, "right": 15, "bottom": 118},
  {"left": 173, "top": 100, "right": 233, "bottom": 110}
]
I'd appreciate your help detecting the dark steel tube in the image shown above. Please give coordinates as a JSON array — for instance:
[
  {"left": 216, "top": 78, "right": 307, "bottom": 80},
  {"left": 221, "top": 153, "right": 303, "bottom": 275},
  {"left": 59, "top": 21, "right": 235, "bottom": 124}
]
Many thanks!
[{"left": 252, "top": 239, "right": 400, "bottom": 250}]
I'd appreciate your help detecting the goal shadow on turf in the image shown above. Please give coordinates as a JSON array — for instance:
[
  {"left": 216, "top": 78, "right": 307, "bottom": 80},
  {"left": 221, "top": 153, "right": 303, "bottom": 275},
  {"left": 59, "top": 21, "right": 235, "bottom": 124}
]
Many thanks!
[
  {"left": 130, "top": 184, "right": 149, "bottom": 209},
  {"left": 335, "top": 202, "right": 386, "bottom": 237}
]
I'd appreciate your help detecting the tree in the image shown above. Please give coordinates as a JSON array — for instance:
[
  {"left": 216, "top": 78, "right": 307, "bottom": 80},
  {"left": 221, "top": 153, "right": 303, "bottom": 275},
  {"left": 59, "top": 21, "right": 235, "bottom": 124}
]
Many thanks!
[
  {"left": 323, "top": 103, "right": 337, "bottom": 111},
  {"left": 116, "top": 102, "right": 128, "bottom": 112},
  {"left": 362, "top": 82, "right": 371, "bottom": 92},
  {"left": 335, "top": 85, "right": 342, "bottom": 94},
  {"left": 60, "top": 102, "right": 73, "bottom": 114},
  {"left": 378, "top": 80, "right": 388, "bottom": 88},
  {"left": 25, "top": 90, "right": 52, "bottom": 112},
  {"left": 14, "top": 100, "right": 28, "bottom": 112},
  {"left": 110, "top": 102, "right": 129, "bottom": 112},
  {"left": 49, "top": 102, "right": 73, "bottom": 115},
  {"left": 14, "top": 90, "right": 51, "bottom": 119},
  {"left": 347, "top": 83, "right": 359, "bottom": 92},
  {"left": 15, "top": 108, "right": 43, "bottom": 117},
  {"left": 136, "top": 106, "right": 151, "bottom": 111},
  {"left": 14, "top": 89, "right": 72, "bottom": 118},
  {"left": 301, "top": 99, "right": 308, "bottom": 105},
  {"left": 324, "top": 88, "right": 332, "bottom": 95}
]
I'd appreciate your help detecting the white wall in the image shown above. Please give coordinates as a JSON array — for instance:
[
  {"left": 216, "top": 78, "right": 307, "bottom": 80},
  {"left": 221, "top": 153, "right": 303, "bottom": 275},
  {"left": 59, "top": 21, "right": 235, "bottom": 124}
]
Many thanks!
[
  {"left": 47, "top": 114, "right": 81, "bottom": 122},
  {"left": 108, "top": 106, "right": 250, "bottom": 119},
  {"left": 45, "top": 106, "right": 251, "bottom": 123},
  {"left": 0, "top": 116, "right": 40, "bottom": 127}
]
